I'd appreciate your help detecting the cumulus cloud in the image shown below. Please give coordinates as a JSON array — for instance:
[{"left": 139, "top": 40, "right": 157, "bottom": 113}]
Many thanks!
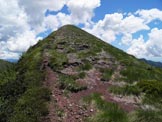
[
  {"left": 84, "top": 13, "right": 149, "bottom": 43},
  {"left": 43, "top": 0, "right": 101, "bottom": 29},
  {"left": 136, "top": 8, "right": 162, "bottom": 23},
  {"left": 121, "top": 33, "right": 133, "bottom": 45},
  {"left": 120, "top": 15, "right": 150, "bottom": 33},
  {"left": 18, "top": 0, "right": 67, "bottom": 32},
  {"left": 0, "top": 0, "right": 32, "bottom": 59},
  {"left": 0, "top": 0, "right": 162, "bottom": 61},
  {"left": 67, "top": 0, "right": 100, "bottom": 25},
  {"left": 127, "top": 28, "right": 162, "bottom": 58},
  {"left": 7, "top": 31, "right": 38, "bottom": 52},
  {"left": 0, "top": 0, "right": 101, "bottom": 60},
  {"left": 0, "top": 51, "right": 20, "bottom": 60},
  {"left": 127, "top": 35, "right": 146, "bottom": 57}
]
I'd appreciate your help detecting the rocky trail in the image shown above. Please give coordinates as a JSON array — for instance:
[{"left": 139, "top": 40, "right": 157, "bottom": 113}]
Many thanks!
[{"left": 42, "top": 58, "right": 138, "bottom": 122}]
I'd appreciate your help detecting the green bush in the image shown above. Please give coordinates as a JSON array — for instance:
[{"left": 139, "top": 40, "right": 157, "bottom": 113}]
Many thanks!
[
  {"left": 137, "top": 80, "right": 162, "bottom": 97},
  {"left": 79, "top": 61, "right": 92, "bottom": 71},
  {"left": 59, "top": 74, "right": 87, "bottom": 92},
  {"left": 10, "top": 87, "right": 50, "bottom": 122},
  {"left": 49, "top": 50, "right": 68, "bottom": 70},
  {"left": 100, "top": 68, "right": 114, "bottom": 81}
]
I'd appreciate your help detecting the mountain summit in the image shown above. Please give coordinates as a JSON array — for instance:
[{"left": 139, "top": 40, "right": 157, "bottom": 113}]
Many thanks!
[{"left": 1, "top": 25, "right": 162, "bottom": 122}]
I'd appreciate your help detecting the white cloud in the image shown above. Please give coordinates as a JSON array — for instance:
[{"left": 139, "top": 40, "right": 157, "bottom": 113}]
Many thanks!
[
  {"left": 84, "top": 13, "right": 149, "bottom": 43},
  {"left": 0, "top": 0, "right": 101, "bottom": 60},
  {"left": 120, "top": 15, "right": 150, "bottom": 34},
  {"left": 121, "top": 33, "right": 133, "bottom": 45},
  {"left": 7, "top": 31, "right": 38, "bottom": 52},
  {"left": 0, "top": 51, "right": 20, "bottom": 60},
  {"left": 0, "top": 0, "right": 29, "bottom": 41},
  {"left": 18, "top": 0, "right": 67, "bottom": 31},
  {"left": 145, "top": 28, "right": 162, "bottom": 57},
  {"left": 136, "top": 8, "right": 162, "bottom": 23},
  {"left": 0, "top": 0, "right": 33, "bottom": 59},
  {"left": 0, "top": 0, "right": 162, "bottom": 61},
  {"left": 127, "top": 35, "right": 146, "bottom": 58},
  {"left": 67, "top": 0, "right": 100, "bottom": 25},
  {"left": 127, "top": 28, "right": 162, "bottom": 58}
]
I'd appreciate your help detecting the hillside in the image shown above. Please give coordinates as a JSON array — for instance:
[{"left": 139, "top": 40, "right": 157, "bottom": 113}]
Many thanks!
[
  {"left": 1, "top": 25, "right": 162, "bottom": 122},
  {"left": 140, "top": 58, "right": 162, "bottom": 68},
  {"left": 0, "top": 59, "right": 16, "bottom": 84}
]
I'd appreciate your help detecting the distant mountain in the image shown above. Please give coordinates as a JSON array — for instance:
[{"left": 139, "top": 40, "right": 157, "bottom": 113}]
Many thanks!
[
  {"left": 140, "top": 58, "right": 162, "bottom": 68},
  {"left": 0, "top": 59, "right": 14, "bottom": 72},
  {"left": 1, "top": 25, "right": 162, "bottom": 122},
  {"left": 6, "top": 59, "right": 18, "bottom": 63}
]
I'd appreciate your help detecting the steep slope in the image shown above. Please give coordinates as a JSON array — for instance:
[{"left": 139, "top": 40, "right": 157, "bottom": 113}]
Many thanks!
[
  {"left": 140, "top": 58, "right": 162, "bottom": 68},
  {"left": 0, "top": 60, "right": 17, "bottom": 122},
  {"left": 1, "top": 25, "right": 162, "bottom": 122},
  {"left": 0, "top": 59, "right": 16, "bottom": 85}
]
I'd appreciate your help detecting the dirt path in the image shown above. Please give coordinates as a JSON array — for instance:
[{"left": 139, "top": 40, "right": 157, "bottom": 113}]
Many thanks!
[{"left": 43, "top": 61, "right": 137, "bottom": 122}]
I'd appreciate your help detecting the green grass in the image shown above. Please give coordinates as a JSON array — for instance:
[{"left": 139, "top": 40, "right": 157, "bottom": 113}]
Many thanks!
[
  {"left": 78, "top": 72, "right": 86, "bottom": 79},
  {"left": 137, "top": 80, "right": 162, "bottom": 107},
  {"left": 109, "top": 85, "right": 140, "bottom": 96},
  {"left": 0, "top": 41, "right": 50, "bottom": 122},
  {"left": 120, "top": 66, "right": 162, "bottom": 83},
  {"left": 77, "top": 60, "right": 92, "bottom": 71},
  {"left": 130, "top": 109, "right": 162, "bottom": 122},
  {"left": 100, "top": 68, "right": 114, "bottom": 81},
  {"left": 10, "top": 87, "right": 50, "bottom": 122},
  {"left": 2, "top": 25, "right": 162, "bottom": 122},
  {"left": 137, "top": 80, "right": 162, "bottom": 96},
  {"left": 58, "top": 74, "right": 87, "bottom": 92},
  {"left": 49, "top": 50, "right": 68, "bottom": 71},
  {"left": 83, "top": 93, "right": 128, "bottom": 122}
]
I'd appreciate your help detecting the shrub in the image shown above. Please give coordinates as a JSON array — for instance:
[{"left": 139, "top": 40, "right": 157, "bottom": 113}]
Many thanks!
[
  {"left": 10, "top": 87, "right": 50, "bottom": 122},
  {"left": 79, "top": 61, "right": 92, "bottom": 71},
  {"left": 137, "top": 80, "right": 162, "bottom": 97},
  {"left": 49, "top": 50, "right": 68, "bottom": 70},
  {"left": 100, "top": 68, "right": 114, "bottom": 81},
  {"left": 59, "top": 74, "right": 87, "bottom": 92}
]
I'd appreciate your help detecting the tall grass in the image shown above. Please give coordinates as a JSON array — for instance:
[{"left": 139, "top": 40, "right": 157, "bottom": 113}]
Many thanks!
[{"left": 84, "top": 93, "right": 128, "bottom": 122}]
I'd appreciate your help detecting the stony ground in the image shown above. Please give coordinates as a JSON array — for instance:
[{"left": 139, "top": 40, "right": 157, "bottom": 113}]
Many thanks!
[{"left": 43, "top": 58, "right": 139, "bottom": 122}]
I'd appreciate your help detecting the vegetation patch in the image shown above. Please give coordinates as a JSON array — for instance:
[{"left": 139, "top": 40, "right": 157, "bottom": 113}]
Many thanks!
[
  {"left": 78, "top": 61, "right": 92, "bottom": 71},
  {"left": 129, "top": 109, "right": 162, "bottom": 122},
  {"left": 100, "top": 68, "right": 114, "bottom": 81},
  {"left": 10, "top": 87, "right": 50, "bottom": 122},
  {"left": 58, "top": 74, "right": 87, "bottom": 92},
  {"left": 108, "top": 84, "right": 140, "bottom": 96},
  {"left": 49, "top": 50, "right": 68, "bottom": 71},
  {"left": 83, "top": 93, "right": 128, "bottom": 122},
  {"left": 78, "top": 72, "right": 86, "bottom": 79},
  {"left": 120, "top": 66, "right": 162, "bottom": 83}
]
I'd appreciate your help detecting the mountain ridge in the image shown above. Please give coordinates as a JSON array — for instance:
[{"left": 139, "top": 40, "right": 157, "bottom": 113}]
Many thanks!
[
  {"left": 1, "top": 25, "right": 162, "bottom": 122},
  {"left": 140, "top": 58, "right": 162, "bottom": 68}
]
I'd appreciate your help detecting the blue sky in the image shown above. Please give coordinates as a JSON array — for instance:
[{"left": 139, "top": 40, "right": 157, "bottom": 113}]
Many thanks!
[{"left": 0, "top": 0, "right": 162, "bottom": 62}]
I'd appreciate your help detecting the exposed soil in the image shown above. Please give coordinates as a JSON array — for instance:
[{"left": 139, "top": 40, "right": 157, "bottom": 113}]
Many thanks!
[{"left": 43, "top": 59, "right": 138, "bottom": 122}]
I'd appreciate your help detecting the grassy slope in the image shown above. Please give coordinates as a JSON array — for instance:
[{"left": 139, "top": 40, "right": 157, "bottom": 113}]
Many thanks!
[
  {"left": 55, "top": 25, "right": 162, "bottom": 82},
  {"left": 44, "top": 25, "right": 162, "bottom": 122},
  {"left": 0, "top": 25, "right": 162, "bottom": 122},
  {"left": 0, "top": 60, "right": 17, "bottom": 122}
]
